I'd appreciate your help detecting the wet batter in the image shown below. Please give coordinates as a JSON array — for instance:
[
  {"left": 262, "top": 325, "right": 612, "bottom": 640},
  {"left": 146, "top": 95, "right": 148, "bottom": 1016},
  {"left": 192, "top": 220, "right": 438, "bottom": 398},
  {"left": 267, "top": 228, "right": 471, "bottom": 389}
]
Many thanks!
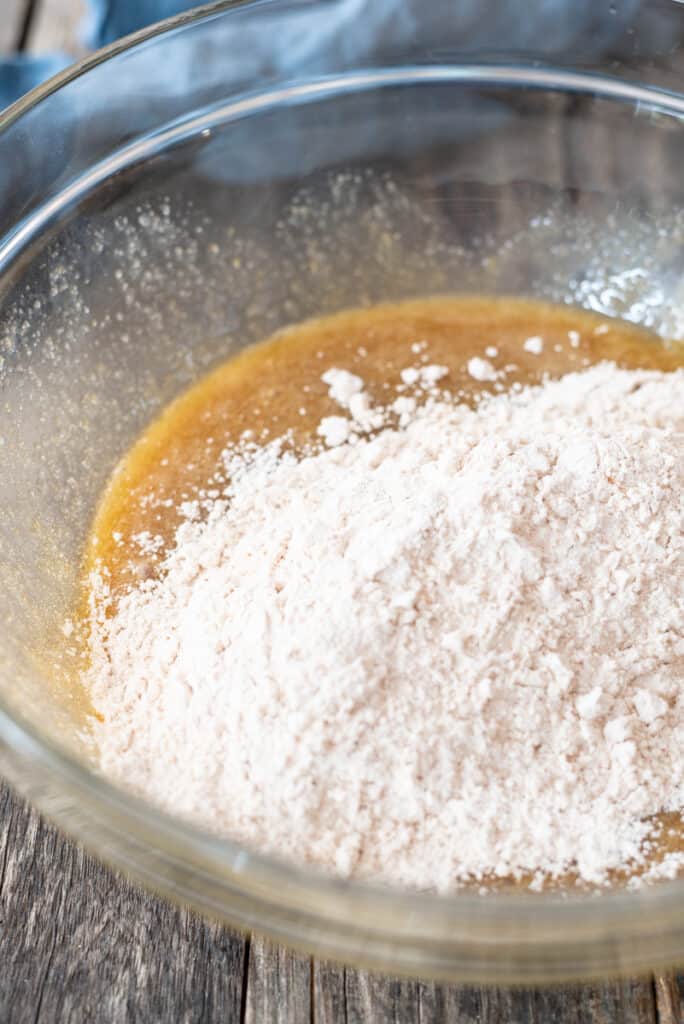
[{"left": 81, "top": 296, "right": 684, "bottom": 889}]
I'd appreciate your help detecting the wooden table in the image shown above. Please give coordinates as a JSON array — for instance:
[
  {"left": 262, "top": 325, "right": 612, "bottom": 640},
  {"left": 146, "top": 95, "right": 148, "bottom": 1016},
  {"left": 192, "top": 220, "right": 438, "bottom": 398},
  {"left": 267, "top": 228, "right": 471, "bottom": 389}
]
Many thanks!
[
  {"left": 1, "top": 779, "right": 683, "bottom": 1024},
  {"left": 2, "top": 2, "right": 684, "bottom": 1020}
]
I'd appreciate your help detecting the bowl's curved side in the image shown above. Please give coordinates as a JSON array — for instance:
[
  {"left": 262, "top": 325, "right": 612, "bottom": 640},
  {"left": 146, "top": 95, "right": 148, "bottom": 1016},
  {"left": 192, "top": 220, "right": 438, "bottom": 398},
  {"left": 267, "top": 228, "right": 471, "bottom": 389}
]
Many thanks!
[{"left": 1, "top": 0, "right": 684, "bottom": 981}]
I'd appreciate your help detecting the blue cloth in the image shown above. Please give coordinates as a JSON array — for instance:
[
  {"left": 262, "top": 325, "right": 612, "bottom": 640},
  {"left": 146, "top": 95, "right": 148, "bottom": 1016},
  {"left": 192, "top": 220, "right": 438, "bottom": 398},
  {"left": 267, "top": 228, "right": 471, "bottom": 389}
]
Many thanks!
[
  {"left": 0, "top": 0, "right": 679, "bottom": 114},
  {"left": 85, "top": 0, "right": 202, "bottom": 45},
  {"left": 0, "top": 52, "right": 73, "bottom": 108},
  {"left": 0, "top": 1, "right": 204, "bottom": 110},
  {"left": 0, "top": 0, "right": 680, "bottom": 213}
]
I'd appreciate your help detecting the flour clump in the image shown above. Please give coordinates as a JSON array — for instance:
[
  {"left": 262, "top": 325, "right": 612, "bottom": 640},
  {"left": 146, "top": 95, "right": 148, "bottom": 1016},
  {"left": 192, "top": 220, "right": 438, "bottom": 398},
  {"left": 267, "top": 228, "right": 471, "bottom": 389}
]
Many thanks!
[{"left": 86, "top": 362, "right": 684, "bottom": 890}]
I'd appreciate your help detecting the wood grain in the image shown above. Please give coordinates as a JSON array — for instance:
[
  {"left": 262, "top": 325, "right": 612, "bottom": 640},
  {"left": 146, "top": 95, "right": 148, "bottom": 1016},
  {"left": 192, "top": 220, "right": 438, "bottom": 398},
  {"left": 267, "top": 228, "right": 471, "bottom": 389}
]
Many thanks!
[
  {"left": 477, "top": 980, "right": 657, "bottom": 1024},
  {"left": 0, "top": 0, "right": 29, "bottom": 54},
  {"left": 1, "top": 769, "right": 676, "bottom": 1022},
  {"left": 246, "top": 938, "right": 311, "bottom": 1024},
  {"left": 25, "top": 0, "right": 86, "bottom": 57},
  {"left": 313, "top": 968, "right": 661, "bottom": 1024},
  {"left": 654, "top": 974, "right": 683, "bottom": 1024},
  {"left": 1, "top": 1, "right": 684, "bottom": 1021},
  {"left": 0, "top": 781, "right": 246, "bottom": 1024}
]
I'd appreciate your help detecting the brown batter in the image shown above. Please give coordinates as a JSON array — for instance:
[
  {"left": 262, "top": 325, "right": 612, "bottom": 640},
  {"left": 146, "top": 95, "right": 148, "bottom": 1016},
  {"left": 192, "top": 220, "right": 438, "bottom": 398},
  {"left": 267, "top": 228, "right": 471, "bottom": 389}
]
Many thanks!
[
  {"left": 87, "top": 295, "right": 684, "bottom": 590},
  {"left": 82, "top": 295, "right": 684, "bottom": 889}
]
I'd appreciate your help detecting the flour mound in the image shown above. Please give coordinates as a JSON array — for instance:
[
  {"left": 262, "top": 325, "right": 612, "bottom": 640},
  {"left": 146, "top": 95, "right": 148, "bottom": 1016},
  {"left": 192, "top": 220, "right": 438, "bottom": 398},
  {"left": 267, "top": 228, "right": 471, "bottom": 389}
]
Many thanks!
[{"left": 87, "top": 363, "right": 684, "bottom": 890}]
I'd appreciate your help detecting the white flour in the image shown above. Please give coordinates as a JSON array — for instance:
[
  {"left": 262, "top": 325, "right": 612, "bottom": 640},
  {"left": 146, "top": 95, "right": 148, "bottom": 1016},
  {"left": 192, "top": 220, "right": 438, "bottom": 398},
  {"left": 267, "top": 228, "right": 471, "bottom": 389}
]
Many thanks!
[{"left": 86, "top": 362, "right": 684, "bottom": 890}]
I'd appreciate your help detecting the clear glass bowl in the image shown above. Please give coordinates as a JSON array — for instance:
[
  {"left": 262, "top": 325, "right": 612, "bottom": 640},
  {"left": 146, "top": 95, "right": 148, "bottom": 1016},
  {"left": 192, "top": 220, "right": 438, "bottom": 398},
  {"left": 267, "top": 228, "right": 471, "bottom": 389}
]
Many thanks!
[{"left": 2, "top": 0, "right": 684, "bottom": 983}]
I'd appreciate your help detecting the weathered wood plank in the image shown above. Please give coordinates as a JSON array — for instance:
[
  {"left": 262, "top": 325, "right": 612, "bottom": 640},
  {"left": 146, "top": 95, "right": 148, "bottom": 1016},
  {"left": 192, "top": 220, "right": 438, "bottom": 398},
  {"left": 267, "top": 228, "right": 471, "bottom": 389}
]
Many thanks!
[
  {"left": 315, "top": 966, "right": 421, "bottom": 1024},
  {"left": 418, "top": 981, "right": 487, "bottom": 1023},
  {"left": 246, "top": 937, "right": 311, "bottom": 1024},
  {"left": 26, "top": 0, "right": 86, "bottom": 57},
  {"left": 654, "top": 973, "right": 683, "bottom": 1024},
  {"left": 313, "top": 960, "right": 346, "bottom": 1023},
  {"left": 1, "top": 13, "right": 683, "bottom": 1019},
  {"left": 0, "top": 785, "right": 667, "bottom": 1023},
  {"left": 476, "top": 980, "right": 657, "bottom": 1024},
  {"left": 0, "top": 781, "right": 247, "bottom": 1024},
  {"left": 314, "top": 971, "right": 658, "bottom": 1024},
  {"left": 0, "top": 0, "right": 29, "bottom": 54}
]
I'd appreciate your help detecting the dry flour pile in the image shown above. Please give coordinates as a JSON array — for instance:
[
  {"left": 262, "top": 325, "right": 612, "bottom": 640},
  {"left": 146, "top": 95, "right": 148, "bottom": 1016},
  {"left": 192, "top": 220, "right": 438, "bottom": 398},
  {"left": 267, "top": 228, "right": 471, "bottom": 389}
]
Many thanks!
[{"left": 87, "top": 362, "right": 684, "bottom": 890}]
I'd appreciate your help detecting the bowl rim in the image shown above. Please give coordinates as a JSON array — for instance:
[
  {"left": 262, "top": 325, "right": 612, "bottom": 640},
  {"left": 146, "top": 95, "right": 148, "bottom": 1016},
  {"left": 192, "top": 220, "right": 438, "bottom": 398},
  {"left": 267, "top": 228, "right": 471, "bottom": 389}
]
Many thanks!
[
  {"left": 2, "top": 0, "right": 684, "bottom": 979},
  {"left": 0, "top": 0, "right": 248, "bottom": 132}
]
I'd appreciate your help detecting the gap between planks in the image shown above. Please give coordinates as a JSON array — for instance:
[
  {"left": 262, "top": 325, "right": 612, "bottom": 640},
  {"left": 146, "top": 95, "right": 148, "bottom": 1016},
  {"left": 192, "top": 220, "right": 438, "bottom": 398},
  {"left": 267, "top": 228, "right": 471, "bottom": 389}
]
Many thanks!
[
  {"left": 22, "top": 0, "right": 87, "bottom": 58},
  {"left": 1, "top": 6, "right": 684, "bottom": 1021},
  {"left": 0, "top": 780, "right": 683, "bottom": 1022},
  {"left": 0, "top": 0, "right": 31, "bottom": 54},
  {"left": 244, "top": 935, "right": 683, "bottom": 1024}
]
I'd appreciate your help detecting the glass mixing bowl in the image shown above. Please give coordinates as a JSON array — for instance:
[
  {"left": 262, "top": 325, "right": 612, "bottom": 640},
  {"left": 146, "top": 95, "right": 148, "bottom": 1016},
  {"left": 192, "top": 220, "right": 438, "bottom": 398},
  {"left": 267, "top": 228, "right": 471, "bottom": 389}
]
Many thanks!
[{"left": 2, "top": 0, "right": 684, "bottom": 984}]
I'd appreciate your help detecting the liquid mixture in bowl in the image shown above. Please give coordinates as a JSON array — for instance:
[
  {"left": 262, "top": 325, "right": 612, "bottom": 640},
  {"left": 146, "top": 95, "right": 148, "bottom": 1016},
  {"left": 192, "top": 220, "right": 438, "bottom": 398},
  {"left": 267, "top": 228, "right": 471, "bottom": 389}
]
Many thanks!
[{"left": 74, "top": 296, "right": 684, "bottom": 892}]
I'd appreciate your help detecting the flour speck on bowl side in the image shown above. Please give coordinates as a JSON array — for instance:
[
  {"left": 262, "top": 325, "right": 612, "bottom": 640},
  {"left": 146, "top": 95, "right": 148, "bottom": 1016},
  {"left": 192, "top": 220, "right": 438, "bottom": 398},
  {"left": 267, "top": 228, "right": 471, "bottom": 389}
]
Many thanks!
[{"left": 78, "top": 297, "right": 684, "bottom": 892}]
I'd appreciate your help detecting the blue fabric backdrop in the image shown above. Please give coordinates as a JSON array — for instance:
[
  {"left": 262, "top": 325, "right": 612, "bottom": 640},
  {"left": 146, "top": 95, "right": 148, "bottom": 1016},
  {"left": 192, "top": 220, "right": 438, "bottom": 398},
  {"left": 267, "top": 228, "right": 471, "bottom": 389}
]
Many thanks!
[
  {"left": 0, "top": 0, "right": 678, "bottom": 113},
  {"left": 0, "top": 1, "right": 205, "bottom": 109}
]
